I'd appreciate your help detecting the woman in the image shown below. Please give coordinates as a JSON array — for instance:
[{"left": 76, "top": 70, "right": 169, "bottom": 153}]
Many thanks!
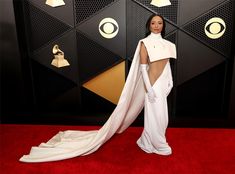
[
  {"left": 137, "top": 14, "right": 176, "bottom": 155},
  {"left": 20, "top": 14, "right": 176, "bottom": 162}
]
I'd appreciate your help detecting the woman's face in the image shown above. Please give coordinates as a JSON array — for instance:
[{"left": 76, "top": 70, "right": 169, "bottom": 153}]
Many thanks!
[{"left": 149, "top": 16, "right": 163, "bottom": 34}]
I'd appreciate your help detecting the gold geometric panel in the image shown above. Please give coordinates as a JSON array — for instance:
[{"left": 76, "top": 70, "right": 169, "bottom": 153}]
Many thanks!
[{"left": 83, "top": 61, "right": 125, "bottom": 104}]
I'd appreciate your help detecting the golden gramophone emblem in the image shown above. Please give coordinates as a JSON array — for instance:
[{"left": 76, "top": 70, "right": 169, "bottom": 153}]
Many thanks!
[
  {"left": 150, "top": 0, "right": 171, "bottom": 7},
  {"left": 45, "top": 0, "right": 65, "bottom": 7},
  {"left": 51, "top": 45, "right": 70, "bottom": 68}
]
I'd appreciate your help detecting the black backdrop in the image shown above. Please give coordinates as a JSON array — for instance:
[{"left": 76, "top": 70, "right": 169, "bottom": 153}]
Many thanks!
[{"left": 1, "top": 0, "right": 235, "bottom": 127}]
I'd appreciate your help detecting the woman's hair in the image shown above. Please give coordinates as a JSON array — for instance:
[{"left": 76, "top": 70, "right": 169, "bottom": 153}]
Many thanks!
[{"left": 145, "top": 14, "right": 166, "bottom": 37}]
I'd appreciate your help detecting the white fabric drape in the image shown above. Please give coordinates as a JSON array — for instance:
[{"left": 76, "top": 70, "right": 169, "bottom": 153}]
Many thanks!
[
  {"left": 20, "top": 33, "right": 176, "bottom": 163},
  {"left": 20, "top": 40, "right": 145, "bottom": 163}
]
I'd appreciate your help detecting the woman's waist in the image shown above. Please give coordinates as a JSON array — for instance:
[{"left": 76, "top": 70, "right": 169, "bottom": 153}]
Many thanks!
[{"left": 149, "top": 62, "right": 171, "bottom": 76}]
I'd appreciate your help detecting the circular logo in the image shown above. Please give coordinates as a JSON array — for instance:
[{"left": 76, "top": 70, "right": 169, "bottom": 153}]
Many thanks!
[
  {"left": 99, "top": 18, "right": 119, "bottom": 39},
  {"left": 204, "top": 17, "right": 226, "bottom": 39}
]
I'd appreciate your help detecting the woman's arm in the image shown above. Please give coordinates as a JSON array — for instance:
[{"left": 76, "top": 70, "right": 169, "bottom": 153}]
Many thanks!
[
  {"left": 140, "top": 42, "right": 156, "bottom": 102},
  {"left": 140, "top": 42, "right": 148, "bottom": 64}
]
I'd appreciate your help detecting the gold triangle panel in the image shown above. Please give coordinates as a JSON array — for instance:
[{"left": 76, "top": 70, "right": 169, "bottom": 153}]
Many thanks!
[{"left": 83, "top": 61, "right": 125, "bottom": 105}]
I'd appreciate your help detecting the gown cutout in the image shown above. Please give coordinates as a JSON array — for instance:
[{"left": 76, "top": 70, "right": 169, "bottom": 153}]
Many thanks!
[{"left": 20, "top": 33, "right": 176, "bottom": 162}]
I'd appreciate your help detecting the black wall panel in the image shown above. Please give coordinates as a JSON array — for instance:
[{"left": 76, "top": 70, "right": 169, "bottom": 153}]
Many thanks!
[
  {"left": 134, "top": 0, "right": 178, "bottom": 24},
  {"left": 75, "top": 0, "right": 116, "bottom": 24},
  {"left": 24, "top": 1, "right": 72, "bottom": 51},
  {"left": 1, "top": 0, "right": 33, "bottom": 123},
  {"left": 176, "top": 30, "right": 225, "bottom": 85},
  {"left": 183, "top": 0, "right": 233, "bottom": 57},
  {"left": 126, "top": 0, "right": 152, "bottom": 59},
  {"left": 3, "top": 0, "right": 234, "bottom": 127},
  {"left": 76, "top": 0, "right": 126, "bottom": 58},
  {"left": 176, "top": 62, "right": 226, "bottom": 117},
  {"left": 28, "top": 0, "right": 75, "bottom": 27},
  {"left": 178, "top": 0, "right": 226, "bottom": 26},
  {"left": 76, "top": 32, "right": 123, "bottom": 83},
  {"left": 31, "top": 60, "right": 77, "bottom": 105},
  {"left": 33, "top": 30, "right": 79, "bottom": 84}
]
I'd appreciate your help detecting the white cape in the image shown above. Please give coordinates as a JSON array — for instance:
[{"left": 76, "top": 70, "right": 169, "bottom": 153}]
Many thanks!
[{"left": 20, "top": 41, "right": 146, "bottom": 163}]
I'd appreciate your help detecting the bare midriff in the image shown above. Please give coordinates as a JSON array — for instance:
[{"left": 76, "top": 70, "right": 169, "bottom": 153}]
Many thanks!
[{"left": 148, "top": 58, "right": 169, "bottom": 86}]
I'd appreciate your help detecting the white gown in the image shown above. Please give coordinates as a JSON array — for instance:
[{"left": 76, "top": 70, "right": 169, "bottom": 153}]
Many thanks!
[
  {"left": 137, "top": 33, "right": 176, "bottom": 155},
  {"left": 19, "top": 33, "right": 176, "bottom": 163},
  {"left": 137, "top": 61, "right": 173, "bottom": 155}
]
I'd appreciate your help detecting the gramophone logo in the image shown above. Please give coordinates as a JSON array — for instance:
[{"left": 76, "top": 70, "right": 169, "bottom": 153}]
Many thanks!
[
  {"left": 51, "top": 45, "right": 70, "bottom": 68},
  {"left": 99, "top": 18, "right": 119, "bottom": 39},
  {"left": 204, "top": 17, "right": 226, "bottom": 39},
  {"left": 150, "top": 0, "right": 171, "bottom": 7},
  {"left": 45, "top": 0, "right": 65, "bottom": 7}
]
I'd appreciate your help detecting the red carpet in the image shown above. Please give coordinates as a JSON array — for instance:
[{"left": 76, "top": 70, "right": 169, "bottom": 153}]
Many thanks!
[{"left": 0, "top": 124, "right": 235, "bottom": 174}]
